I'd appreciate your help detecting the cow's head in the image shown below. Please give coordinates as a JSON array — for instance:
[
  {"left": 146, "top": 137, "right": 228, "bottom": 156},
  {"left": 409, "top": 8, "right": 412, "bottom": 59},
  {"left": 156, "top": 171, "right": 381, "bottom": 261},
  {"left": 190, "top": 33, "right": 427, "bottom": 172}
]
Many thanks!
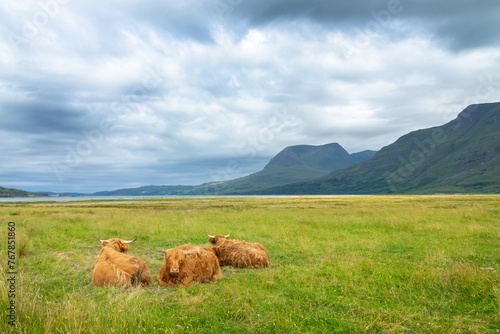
[
  {"left": 97, "top": 238, "right": 137, "bottom": 253},
  {"left": 160, "top": 248, "right": 196, "bottom": 275},
  {"left": 206, "top": 232, "right": 231, "bottom": 245}
]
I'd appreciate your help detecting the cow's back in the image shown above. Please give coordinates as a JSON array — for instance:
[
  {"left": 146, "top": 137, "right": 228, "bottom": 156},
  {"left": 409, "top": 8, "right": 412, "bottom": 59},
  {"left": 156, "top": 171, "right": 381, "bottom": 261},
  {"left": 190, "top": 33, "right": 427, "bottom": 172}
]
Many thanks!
[
  {"left": 93, "top": 249, "right": 152, "bottom": 287},
  {"left": 185, "top": 247, "right": 223, "bottom": 283},
  {"left": 219, "top": 240, "right": 269, "bottom": 268}
]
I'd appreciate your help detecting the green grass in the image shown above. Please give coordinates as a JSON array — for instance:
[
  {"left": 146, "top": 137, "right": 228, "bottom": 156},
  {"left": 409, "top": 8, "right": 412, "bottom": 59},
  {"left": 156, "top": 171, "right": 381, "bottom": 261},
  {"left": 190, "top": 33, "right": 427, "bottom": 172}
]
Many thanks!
[{"left": 1, "top": 195, "right": 499, "bottom": 333}]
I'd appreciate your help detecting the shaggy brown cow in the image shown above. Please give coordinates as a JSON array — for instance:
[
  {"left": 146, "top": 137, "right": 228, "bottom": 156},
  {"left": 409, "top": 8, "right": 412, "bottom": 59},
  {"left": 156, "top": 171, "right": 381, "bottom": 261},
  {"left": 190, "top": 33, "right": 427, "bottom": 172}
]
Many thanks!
[
  {"left": 207, "top": 232, "right": 269, "bottom": 269},
  {"left": 158, "top": 244, "right": 222, "bottom": 287},
  {"left": 93, "top": 238, "right": 153, "bottom": 288}
]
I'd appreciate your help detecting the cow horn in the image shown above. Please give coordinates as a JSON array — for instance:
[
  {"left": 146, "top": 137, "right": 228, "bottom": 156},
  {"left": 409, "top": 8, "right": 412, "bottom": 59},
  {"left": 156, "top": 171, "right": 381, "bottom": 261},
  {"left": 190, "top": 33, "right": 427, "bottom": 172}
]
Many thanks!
[
  {"left": 97, "top": 237, "right": 109, "bottom": 243},
  {"left": 225, "top": 232, "right": 231, "bottom": 238},
  {"left": 123, "top": 238, "right": 138, "bottom": 244},
  {"left": 157, "top": 250, "right": 168, "bottom": 253},
  {"left": 207, "top": 232, "right": 215, "bottom": 238}
]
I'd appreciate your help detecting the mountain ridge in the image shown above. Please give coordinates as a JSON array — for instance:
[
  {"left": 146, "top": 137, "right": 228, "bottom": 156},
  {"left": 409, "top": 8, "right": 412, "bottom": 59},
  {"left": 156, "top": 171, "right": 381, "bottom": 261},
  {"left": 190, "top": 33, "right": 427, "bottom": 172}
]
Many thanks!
[
  {"left": 89, "top": 143, "right": 376, "bottom": 196},
  {"left": 261, "top": 102, "right": 500, "bottom": 194},
  {"left": 185, "top": 143, "right": 376, "bottom": 195}
]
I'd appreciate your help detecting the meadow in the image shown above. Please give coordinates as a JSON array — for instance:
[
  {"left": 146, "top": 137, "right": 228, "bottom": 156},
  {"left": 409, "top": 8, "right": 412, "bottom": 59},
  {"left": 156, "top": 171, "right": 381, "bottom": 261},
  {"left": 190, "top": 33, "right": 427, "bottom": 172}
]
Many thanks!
[{"left": 0, "top": 195, "right": 499, "bottom": 333}]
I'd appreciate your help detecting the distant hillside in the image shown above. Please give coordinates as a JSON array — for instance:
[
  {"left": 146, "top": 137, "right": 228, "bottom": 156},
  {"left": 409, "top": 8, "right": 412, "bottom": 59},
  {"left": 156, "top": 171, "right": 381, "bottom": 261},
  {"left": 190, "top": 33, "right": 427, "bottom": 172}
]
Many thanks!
[
  {"left": 44, "top": 192, "right": 88, "bottom": 197},
  {"left": 0, "top": 186, "right": 48, "bottom": 198},
  {"left": 350, "top": 150, "right": 379, "bottom": 164},
  {"left": 264, "top": 102, "right": 500, "bottom": 194},
  {"left": 93, "top": 144, "right": 376, "bottom": 196},
  {"left": 92, "top": 185, "right": 194, "bottom": 196},
  {"left": 188, "top": 143, "right": 376, "bottom": 195}
]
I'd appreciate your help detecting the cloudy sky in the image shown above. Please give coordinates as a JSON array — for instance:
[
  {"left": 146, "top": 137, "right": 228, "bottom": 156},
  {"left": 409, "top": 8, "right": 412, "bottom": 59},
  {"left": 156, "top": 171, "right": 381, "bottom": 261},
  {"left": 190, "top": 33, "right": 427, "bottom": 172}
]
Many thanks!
[{"left": 1, "top": 0, "right": 500, "bottom": 193}]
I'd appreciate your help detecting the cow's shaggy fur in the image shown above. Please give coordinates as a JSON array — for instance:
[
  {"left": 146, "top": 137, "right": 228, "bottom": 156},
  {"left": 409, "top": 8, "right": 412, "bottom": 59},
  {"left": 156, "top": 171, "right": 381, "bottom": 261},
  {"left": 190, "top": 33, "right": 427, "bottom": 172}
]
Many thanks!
[
  {"left": 158, "top": 244, "right": 222, "bottom": 287},
  {"left": 93, "top": 238, "right": 153, "bottom": 288},
  {"left": 207, "top": 235, "right": 269, "bottom": 269}
]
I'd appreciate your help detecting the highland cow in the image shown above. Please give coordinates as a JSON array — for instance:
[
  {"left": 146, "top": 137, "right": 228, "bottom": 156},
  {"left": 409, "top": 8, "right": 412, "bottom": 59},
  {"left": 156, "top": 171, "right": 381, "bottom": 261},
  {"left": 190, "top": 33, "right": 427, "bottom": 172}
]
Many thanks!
[
  {"left": 207, "top": 232, "right": 269, "bottom": 268},
  {"left": 93, "top": 238, "right": 153, "bottom": 287},
  {"left": 158, "top": 244, "right": 222, "bottom": 286}
]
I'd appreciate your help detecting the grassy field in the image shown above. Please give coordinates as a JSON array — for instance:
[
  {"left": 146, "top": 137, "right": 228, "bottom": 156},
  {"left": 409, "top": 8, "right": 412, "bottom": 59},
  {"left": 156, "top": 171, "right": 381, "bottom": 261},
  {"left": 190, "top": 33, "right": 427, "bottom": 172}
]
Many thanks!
[{"left": 0, "top": 195, "right": 499, "bottom": 333}]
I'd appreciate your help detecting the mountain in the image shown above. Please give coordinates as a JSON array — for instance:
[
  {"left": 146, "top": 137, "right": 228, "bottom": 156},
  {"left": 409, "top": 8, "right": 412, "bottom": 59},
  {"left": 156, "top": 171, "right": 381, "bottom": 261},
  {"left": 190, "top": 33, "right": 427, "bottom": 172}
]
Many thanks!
[
  {"left": 263, "top": 102, "right": 500, "bottom": 194},
  {"left": 350, "top": 150, "right": 379, "bottom": 164},
  {"left": 188, "top": 143, "right": 376, "bottom": 195},
  {"left": 91, "top": 144, "right": 376, "bottom": 196},
  {"left": 0, "top": 186, "right": 48, "bottom": 198},
  {"left": 92, "top": 185, "right": 194, "bottom": 196}
]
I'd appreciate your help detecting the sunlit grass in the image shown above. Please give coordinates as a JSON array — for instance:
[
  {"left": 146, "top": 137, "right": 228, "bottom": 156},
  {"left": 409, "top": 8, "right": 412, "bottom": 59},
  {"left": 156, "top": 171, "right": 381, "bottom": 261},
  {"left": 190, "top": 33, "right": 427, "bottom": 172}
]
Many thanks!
[{"left": 1, "top": 195, "right": 499, "bottom": 333}]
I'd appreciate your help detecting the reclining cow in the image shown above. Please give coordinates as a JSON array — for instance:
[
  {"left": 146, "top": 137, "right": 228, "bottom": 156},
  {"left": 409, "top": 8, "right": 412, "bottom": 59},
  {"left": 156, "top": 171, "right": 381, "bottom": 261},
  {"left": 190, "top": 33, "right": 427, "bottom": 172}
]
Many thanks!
[
  {"left": 158, "top": 244, "right": 223, "bottom": 286},
  {"left": 207, "top": 232, "right": 269, "bottom": 269},
  {"left": 93, "top": 238, "right": 153, "bottom": 287}
]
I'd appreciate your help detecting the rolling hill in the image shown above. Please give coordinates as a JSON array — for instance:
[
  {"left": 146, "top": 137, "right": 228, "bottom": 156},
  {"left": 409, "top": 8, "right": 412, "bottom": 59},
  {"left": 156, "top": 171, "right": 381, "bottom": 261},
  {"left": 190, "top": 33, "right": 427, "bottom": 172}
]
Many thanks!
[
  {"left": 0, "top": 186, "right": 48, "bottom": 198},
  {"left": 188, "top": 143, "right": 376, "bottom": 194},
  {"left": 263, "top": 102, "right": 500, "bottom": 194}
]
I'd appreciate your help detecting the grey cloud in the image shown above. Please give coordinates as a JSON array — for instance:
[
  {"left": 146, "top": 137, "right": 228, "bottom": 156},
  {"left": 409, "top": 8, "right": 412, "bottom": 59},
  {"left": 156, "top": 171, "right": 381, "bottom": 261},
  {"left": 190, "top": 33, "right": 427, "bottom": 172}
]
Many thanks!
[
  {"left": 233, "top": 1, "right": 374, "bottom": 26},
  {"left": 136, "top": 2, "right": 215, "bottom": 43},
  {"left": 1, "top": 102, "right": 93, "bottom": 135},
  {"left": 227, "top": 0, "right": 500, "bottom": 51},
  {"left": 434, "top": 11, "right": 500, "bottom": 51}
]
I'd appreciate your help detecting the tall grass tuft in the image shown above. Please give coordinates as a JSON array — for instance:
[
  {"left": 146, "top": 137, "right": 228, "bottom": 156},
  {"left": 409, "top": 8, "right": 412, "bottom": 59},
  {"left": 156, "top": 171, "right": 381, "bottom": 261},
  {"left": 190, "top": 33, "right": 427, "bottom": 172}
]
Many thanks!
[{"left": 15, "top": 227, "right": 34, "bottom": 258}]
